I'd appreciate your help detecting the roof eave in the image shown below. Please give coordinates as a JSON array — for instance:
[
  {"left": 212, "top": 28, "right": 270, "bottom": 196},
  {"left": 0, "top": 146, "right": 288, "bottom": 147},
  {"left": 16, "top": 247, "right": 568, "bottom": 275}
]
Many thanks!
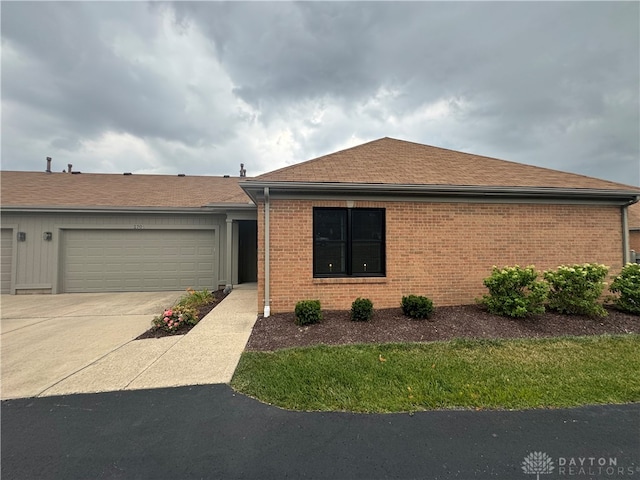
[
  {"left": 0, "top": 205, "right": 245, "bottom": 214},
  {"left": 240, "top": 181, "right": 640, "bottom": 204},
  {"left": 203, "top": 202, "right": 257, "bottom": 212}
]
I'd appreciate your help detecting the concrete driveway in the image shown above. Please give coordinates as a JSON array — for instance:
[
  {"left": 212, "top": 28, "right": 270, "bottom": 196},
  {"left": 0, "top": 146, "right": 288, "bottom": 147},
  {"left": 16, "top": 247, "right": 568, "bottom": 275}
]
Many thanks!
[
  {"left": 1, "top": 287, "right": 258, "bottom": 400},
  {"left": 1, "top": 291, "right": 182, "bottom": 399}
]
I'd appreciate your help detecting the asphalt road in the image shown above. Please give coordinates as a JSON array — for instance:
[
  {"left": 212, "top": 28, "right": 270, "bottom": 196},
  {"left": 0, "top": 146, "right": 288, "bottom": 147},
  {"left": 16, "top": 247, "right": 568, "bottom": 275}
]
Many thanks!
[{"left": 2, "top": 385, "right": 638, "bottom": 479}]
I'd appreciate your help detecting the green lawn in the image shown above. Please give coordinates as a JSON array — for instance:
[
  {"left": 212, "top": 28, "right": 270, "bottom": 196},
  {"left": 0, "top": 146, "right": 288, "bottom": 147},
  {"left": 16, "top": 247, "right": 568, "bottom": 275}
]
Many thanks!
[{"left": 231, "top": 335, "right": 640, "bottom": 413}]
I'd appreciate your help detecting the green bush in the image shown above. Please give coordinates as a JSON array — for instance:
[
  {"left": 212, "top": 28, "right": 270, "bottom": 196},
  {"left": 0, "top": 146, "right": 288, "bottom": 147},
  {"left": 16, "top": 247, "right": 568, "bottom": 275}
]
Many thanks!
[
  {"left": 543, "top": 263, "right": 609, "bottom": 317},
  {"left": 401, "top": 295, "right": 435, "bottom": 320},
  {"left": 610, "top": 263, "right": 640, "bottom": 315},
  {"left": 294, "top": 300, "right": 322, "bottom": 326},
  {"left": 351, "top": 298, "right": 374, "bottom": 322},
  {"left": 480, "top": 265, "right": 548, "bottom": 318}
]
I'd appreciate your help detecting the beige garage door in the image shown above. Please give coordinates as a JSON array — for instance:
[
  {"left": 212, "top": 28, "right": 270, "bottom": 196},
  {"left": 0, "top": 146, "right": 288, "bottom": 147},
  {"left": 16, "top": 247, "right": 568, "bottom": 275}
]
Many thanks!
[
  {"left": 62, "top": 229, "right": 217, "bottom": 293},
  {"left": 1, "top": 229, "right": 13, "bottom": 294}
]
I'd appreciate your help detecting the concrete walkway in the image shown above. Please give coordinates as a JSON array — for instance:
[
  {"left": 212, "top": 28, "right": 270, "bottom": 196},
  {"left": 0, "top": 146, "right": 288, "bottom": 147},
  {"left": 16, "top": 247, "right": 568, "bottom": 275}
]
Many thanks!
[{"left": 0, "top": 286, "right": 257, "bottom": 399}]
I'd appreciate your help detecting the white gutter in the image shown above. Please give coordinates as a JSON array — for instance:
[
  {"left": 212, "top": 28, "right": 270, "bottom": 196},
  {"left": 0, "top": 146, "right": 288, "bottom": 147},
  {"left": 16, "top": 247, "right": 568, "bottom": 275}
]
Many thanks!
[
  {"left": 263, "top": 187, "right": 271, "bottom": 318},
  {"left": 240, "top": 181, "right": 640, "bottom": 203}
]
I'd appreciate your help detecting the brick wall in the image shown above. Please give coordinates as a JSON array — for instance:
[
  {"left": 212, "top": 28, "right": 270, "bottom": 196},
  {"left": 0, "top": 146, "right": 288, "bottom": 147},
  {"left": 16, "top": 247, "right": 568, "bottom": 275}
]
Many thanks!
[
  {"left": 256, "top": 199, "right": 623, "bottom": 313},
  {"left": 630, "top": 230, "right": 640, "bottom": 255}
]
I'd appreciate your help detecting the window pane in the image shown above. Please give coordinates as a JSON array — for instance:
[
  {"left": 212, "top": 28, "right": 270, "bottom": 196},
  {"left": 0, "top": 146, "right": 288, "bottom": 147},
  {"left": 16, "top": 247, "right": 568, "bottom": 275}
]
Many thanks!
[
  {"left": 352, "top": 241, "right": 383, "bottom": 274},
  {"left": 314, "top": 209, "right": 346, "bottom": 241},
  {"left": 313, "top": 207, "right": 385, "bottom": 277},
  {"left": 314, "top": 241, "right": 346, "bottom": 274},
  {"left": 352, "top": 210, "right": 384, "bottom": 241}
]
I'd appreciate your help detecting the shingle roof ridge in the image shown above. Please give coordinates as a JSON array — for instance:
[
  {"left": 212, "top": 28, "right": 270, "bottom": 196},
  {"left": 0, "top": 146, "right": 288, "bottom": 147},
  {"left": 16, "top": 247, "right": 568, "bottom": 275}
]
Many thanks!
[
  {"left": 0, "top": 170, "right": 248, "bottom": 179},
  {"left": 252, "top": 137, "right": 390, "bottom": 180}
]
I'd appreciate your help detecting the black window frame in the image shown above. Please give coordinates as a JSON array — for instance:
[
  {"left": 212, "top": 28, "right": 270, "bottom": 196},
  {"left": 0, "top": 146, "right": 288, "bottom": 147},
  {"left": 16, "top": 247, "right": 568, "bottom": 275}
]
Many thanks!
[{"left": 313, "top": 207, "right": 386, "bottom": 278}]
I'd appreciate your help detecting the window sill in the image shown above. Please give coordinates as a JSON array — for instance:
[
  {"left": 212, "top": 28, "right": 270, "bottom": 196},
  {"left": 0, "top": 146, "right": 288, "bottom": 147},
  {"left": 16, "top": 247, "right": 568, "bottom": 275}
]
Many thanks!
[{"left": 313, "top": 277, "right": 388, "bottom": 285}]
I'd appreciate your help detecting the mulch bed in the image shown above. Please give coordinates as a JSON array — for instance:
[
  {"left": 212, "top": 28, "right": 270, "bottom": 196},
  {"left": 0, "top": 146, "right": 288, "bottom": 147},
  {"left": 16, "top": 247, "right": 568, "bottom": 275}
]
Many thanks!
[
  {"left": 245, "top": 305, "right": 640, "bottom": 351},
  {"left": 134, "top": 289, "right": 228, "bottom": 340}
]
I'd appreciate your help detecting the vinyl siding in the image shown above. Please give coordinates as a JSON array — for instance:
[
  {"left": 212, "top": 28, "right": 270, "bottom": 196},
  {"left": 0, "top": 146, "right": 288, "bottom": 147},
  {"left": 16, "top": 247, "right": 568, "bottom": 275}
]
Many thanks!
[{"left": 1, "top": 212, "right": 228, "bottom": 293}]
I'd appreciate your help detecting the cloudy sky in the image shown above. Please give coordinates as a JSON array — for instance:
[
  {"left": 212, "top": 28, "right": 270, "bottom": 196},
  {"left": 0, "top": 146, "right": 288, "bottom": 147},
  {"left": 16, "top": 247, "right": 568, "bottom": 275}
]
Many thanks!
[{"left": 2, "top": 1, "right": 639, "bottom": 185}]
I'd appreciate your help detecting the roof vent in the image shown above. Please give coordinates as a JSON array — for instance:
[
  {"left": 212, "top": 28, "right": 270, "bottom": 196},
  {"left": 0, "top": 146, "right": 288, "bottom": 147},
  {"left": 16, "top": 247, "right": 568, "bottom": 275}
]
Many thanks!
[
  {"left": 46, "top": 157, "right": 52, "bottom": 173},
  {"left": 178, "top": 173, "right": 186, "bottom": 177},
  {"left": 240, "top": 163, "right": 247, "bottom": 177},
  {"left": 123, "top": 172, "right": 132, "bottom": 176},
  {"left": 223, "top": 175, "right": 230, "bottom": 178}
]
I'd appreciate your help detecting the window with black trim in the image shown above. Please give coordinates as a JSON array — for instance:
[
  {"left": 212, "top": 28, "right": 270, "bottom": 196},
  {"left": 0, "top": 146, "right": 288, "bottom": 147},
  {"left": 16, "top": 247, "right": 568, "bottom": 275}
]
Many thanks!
[{"left": 313, "top": 207, "right": 385, "bottom": 277}]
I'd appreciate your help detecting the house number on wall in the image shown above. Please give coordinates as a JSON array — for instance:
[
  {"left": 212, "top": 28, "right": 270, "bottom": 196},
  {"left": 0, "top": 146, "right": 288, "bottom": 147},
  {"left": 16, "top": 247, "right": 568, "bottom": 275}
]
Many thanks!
[{"left": 133, "top": 224, "right": 144, "bottom": 229}]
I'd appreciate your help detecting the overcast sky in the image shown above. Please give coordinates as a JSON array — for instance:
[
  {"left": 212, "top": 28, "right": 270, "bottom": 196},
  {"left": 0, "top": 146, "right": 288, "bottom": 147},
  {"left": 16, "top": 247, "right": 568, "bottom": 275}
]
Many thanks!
[{"left": 2, "top": 1, "right": 639, "bottom": 185}]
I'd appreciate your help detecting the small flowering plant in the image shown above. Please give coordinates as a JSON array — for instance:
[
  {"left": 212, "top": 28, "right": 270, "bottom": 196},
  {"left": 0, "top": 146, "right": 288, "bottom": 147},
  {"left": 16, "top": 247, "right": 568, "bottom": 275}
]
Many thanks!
[{"left": 152, "top": 306, "right": 198, "bottom": 332}]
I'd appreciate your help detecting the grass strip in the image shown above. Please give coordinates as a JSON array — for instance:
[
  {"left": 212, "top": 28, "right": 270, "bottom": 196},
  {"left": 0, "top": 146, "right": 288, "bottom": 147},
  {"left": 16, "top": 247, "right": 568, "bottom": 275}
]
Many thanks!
[{"left": 231, "top": 335, "right": 640, "bottom": 413}]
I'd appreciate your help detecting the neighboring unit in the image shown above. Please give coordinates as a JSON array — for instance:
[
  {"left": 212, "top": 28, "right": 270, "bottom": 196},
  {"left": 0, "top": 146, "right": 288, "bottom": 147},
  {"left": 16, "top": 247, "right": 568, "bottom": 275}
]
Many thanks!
[
  {"left": 629, "top": 202, "right": 640, "bottom": 259},
  {"left": 0, "top": 171, "right": 257, "bottom": 294}
]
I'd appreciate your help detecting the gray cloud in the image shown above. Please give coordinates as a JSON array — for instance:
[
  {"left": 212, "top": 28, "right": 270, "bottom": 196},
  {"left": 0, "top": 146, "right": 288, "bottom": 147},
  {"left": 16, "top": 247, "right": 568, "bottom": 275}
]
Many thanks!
[
  {"left": 2, "top": 2, "right": 638, "bottom": 184},
  {"left": 2, "top": 2, "right": 240, "bottom": 159}
]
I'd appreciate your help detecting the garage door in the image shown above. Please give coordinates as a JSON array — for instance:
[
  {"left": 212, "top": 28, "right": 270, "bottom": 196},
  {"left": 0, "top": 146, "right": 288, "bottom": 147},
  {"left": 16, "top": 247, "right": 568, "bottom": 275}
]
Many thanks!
[
  {"left": 62, "top": 229, "right": 217, "bottom": 293},
  {"left": 1, "top": 229, "right": 13, "bottom": 294}
]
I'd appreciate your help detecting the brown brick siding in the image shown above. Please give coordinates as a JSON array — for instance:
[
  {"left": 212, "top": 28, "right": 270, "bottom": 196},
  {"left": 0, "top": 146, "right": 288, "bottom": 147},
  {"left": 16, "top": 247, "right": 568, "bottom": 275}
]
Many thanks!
[
  {"left": 630, "top": 230, "right": 640, "bottom": 255},
  {"left": 257, "top": 199, "right": 623, "bottom": 313}
]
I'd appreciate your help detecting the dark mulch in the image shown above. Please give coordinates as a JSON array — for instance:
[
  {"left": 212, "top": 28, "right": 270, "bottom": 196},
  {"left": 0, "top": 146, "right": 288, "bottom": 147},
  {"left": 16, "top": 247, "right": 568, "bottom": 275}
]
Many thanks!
[
  {"left": 245, "top": 304, "right": 640, "bottom": 351},
  {"left": 135, "top": 289, "right": 228, "bottom": 340}
]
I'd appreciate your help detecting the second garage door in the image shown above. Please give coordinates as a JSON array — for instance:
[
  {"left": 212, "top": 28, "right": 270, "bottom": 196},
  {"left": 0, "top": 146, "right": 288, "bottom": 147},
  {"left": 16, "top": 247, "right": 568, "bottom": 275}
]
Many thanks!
[{"left": 62, "top": 229, "right": 217, "bottom": 293}]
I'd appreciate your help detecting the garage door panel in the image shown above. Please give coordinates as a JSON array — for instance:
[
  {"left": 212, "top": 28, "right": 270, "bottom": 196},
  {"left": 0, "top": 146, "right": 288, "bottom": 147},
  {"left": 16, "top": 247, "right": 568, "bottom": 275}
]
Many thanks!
[{"left": 63, "top": 229, "right": 216, "bottom": 293}]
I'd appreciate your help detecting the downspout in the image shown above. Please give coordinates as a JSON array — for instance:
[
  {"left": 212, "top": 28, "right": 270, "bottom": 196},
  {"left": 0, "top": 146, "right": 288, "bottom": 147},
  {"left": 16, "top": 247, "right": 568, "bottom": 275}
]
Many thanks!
[
  {"left": 263, "top": 187, "right": 271, "bottom": 318},
  {"left": 622, "top": 203, "right": 632, "bottom": 265},
  {"left": 622, "top": 197, "right": 640, "bottom": 264}
]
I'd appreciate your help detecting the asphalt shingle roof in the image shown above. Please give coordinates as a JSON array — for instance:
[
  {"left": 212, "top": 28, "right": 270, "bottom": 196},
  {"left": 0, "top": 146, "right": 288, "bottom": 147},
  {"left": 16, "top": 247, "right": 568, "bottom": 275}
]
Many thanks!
[
  {"left": 3, "top": 138, "right": 638, "bottom": 210},
  {"left": 253, "top": 137, "right": 638, "bottom": 191},
  {"left": 0, "top": 172, "right": 252, "bottom": 209}
]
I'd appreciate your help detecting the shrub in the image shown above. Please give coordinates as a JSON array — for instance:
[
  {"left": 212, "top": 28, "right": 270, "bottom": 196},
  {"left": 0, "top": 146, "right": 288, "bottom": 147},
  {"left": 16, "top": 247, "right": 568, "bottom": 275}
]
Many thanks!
[
  {"left": 152, "top": 306, "right": 198, "bottom": 332},
  {"left": 351, "top": 298, "right": 374, "bottom": 322},
  {"left": 176, "top": 288, "right": 214, "bottom": 308},
  {"left": 401, "top": 295, "right": 435, "bottom": 320},
  {"left": 480, "top": 265, "right": 548, "bottom": 318},
  {"left": 610, "top": 263, "right": 640, "bottom": 315},
  {"left": 294, "top": 300, "right": 322, "bottom": 326},
  {"left": 543, "top": 263, "right": 609, "bottom": 317}
]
